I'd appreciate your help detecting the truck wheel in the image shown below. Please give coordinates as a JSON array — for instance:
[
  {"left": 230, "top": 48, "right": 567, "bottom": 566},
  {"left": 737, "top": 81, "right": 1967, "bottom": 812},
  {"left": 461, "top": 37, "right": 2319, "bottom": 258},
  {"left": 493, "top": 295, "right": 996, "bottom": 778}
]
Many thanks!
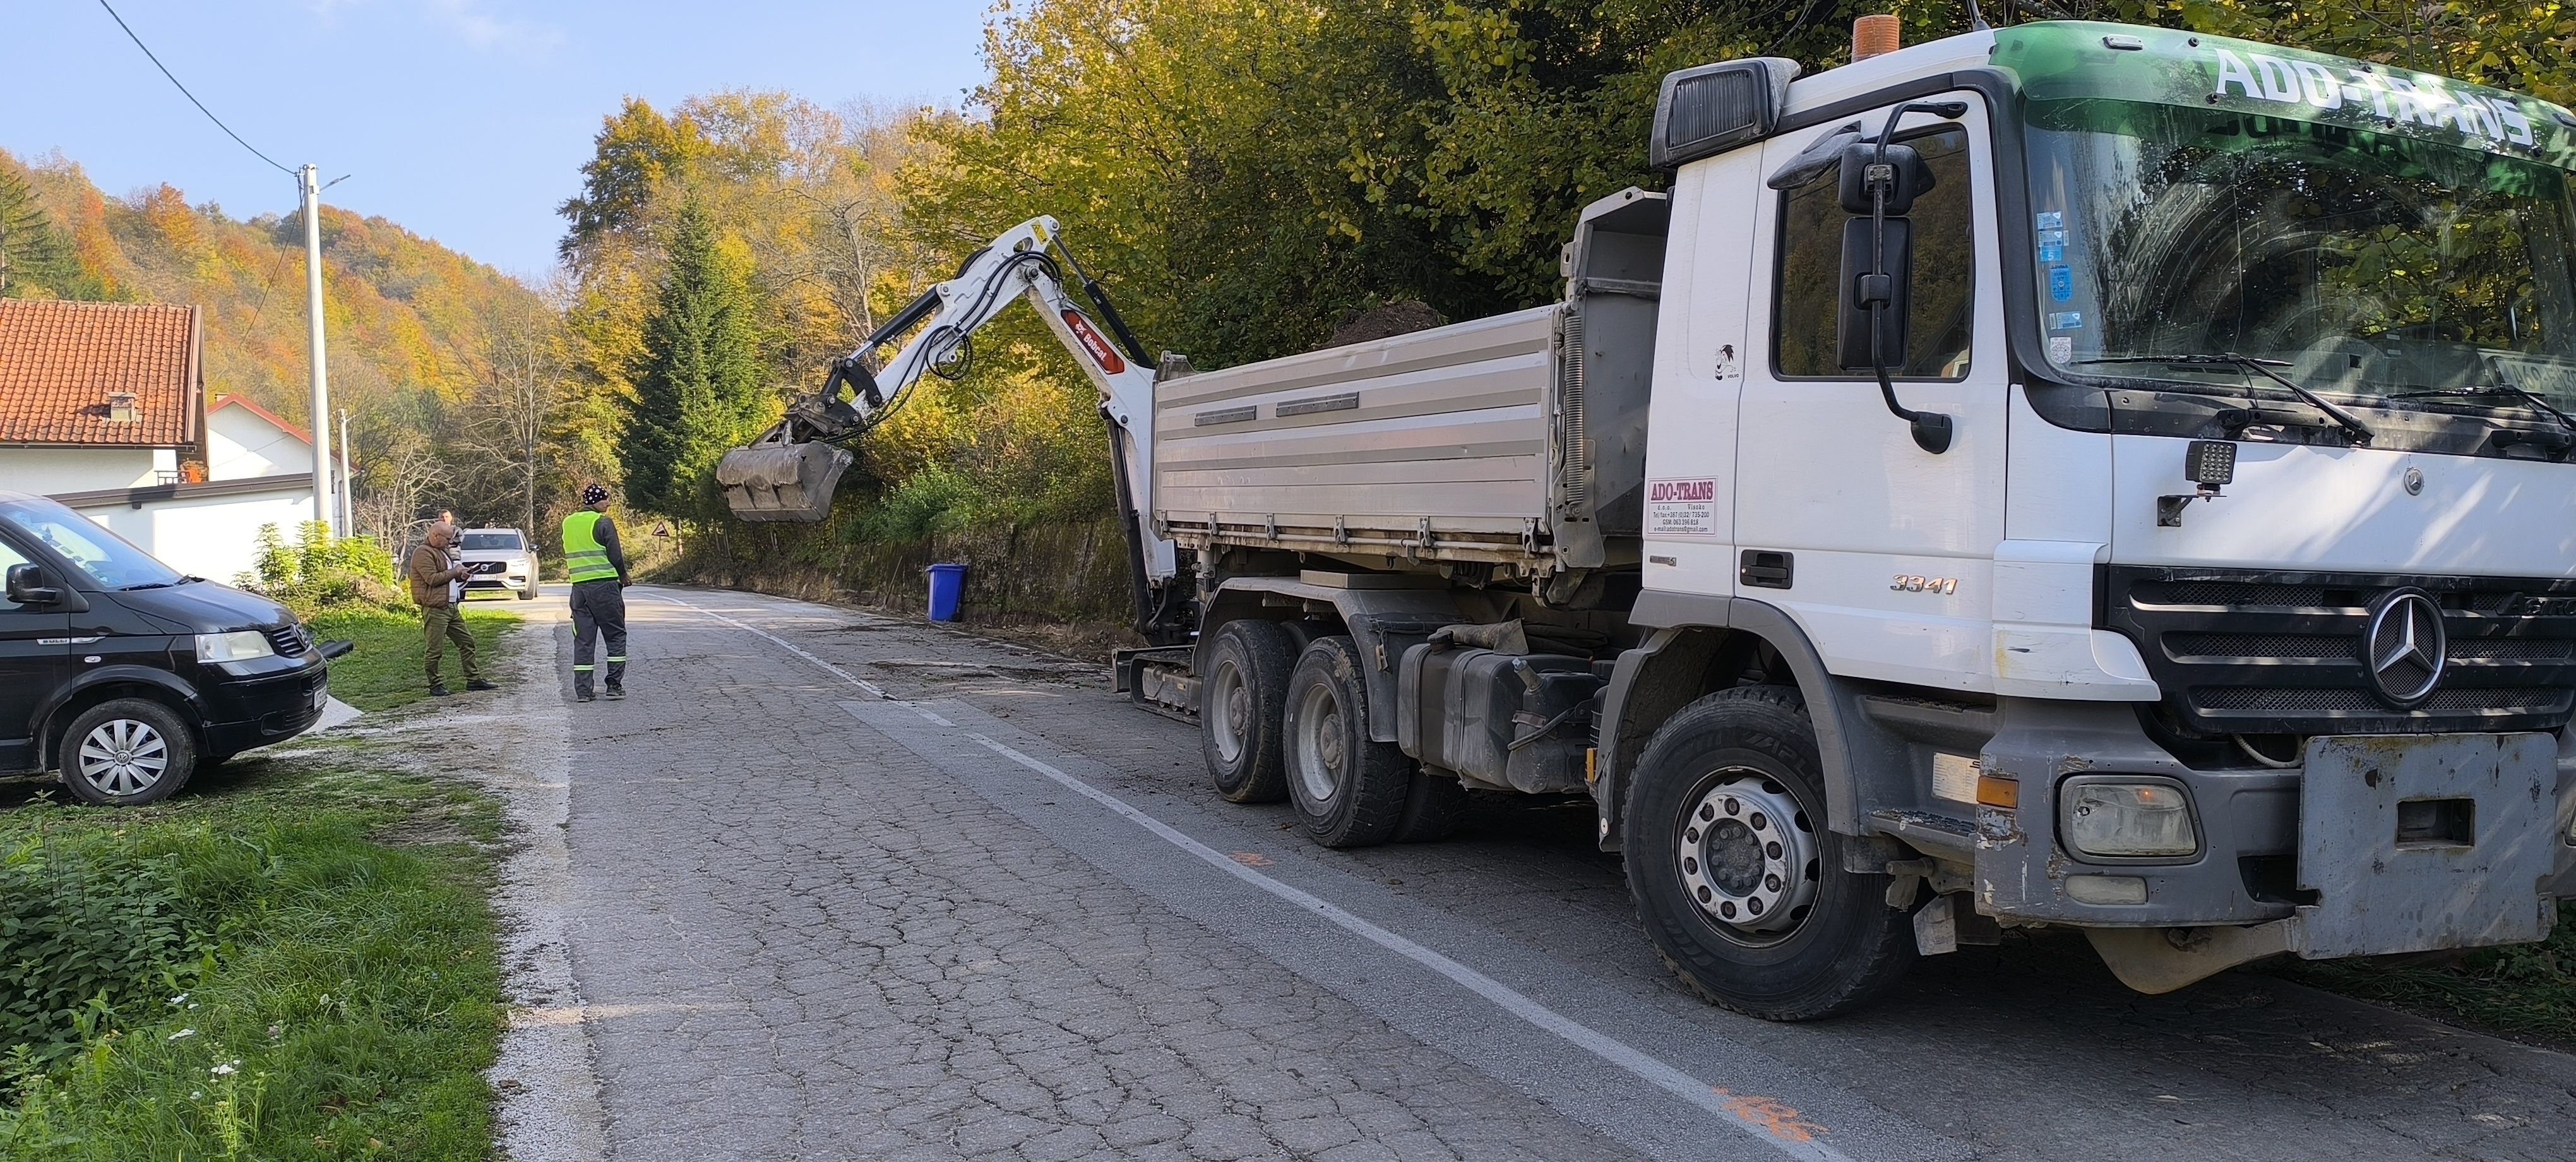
[
  {"left": 1283, "top": 636, "right": 1407, "bottom": 848},
  {"left": 1202, "top": 619, "right": 1294, "bottom": 803},
  {"left": 57, "top": 698, "right": 198, "bottom": 807},
  {"left": 1389, "top": 768, "right": 1468, "bottom": 843},
  {"left": 1625, "top": 685, "right": 1912, "bottom": 1021}
]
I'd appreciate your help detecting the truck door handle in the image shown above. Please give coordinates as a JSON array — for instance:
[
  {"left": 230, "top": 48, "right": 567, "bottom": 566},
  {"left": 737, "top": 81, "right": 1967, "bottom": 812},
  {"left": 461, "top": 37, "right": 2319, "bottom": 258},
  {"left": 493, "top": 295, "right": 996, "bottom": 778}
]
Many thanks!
[{"left": 1740, "top": 550, "right": 1794, "bottom": 589}]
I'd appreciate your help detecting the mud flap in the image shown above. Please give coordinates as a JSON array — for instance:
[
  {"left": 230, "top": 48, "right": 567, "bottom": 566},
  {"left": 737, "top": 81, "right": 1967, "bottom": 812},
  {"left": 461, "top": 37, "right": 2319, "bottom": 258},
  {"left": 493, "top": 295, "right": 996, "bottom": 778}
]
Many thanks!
[{"left": 718, "top": 441, "right": 852, "bottom": 522}]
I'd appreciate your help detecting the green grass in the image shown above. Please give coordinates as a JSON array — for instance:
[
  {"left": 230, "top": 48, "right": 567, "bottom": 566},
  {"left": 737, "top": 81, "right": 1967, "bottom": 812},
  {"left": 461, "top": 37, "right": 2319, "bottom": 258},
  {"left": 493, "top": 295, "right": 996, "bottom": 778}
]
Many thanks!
[
  {"left": 0, "top": 616, "right": 516, "bottom": 1161},
  {"left": 306, "top": 606, "right": 518, "bottom": 714},
  {"left": 2281, "top": 899, "right": 2576, "bottom": 1049}
]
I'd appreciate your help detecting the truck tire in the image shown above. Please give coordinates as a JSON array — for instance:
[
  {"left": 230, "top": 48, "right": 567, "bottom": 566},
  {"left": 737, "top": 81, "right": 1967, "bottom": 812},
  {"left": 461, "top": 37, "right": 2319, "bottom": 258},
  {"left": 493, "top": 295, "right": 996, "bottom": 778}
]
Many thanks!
[
  {"left": 1625, "top": 685, "right": 1913, "bottom": 1021},
  {"left": 1389, "top": 768, "right": 1468, "bottom": 843},
  {"left": 56, "top": 698, "right": 198, "bottom": 807},
  {"left": 1283, "top": 636, "right": 1407, "bottom": 848},
  {"left": 1202, "top": 618, "right": 1295, "bottom": 803}
]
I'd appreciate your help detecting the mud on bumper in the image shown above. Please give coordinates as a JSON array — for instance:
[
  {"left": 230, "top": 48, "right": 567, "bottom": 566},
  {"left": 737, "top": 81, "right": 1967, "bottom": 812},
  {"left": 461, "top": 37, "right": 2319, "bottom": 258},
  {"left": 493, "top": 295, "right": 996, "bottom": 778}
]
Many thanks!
[{"left": 1972, "top": 701, "right": 2576, "bottom": 979}]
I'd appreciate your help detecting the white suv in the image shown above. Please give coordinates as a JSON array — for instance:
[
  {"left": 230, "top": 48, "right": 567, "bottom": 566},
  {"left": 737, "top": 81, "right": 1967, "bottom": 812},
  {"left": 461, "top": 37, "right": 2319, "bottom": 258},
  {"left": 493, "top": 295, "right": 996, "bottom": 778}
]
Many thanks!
[{"left": 458, "top": 528, "right": 539, "bottom": 601}]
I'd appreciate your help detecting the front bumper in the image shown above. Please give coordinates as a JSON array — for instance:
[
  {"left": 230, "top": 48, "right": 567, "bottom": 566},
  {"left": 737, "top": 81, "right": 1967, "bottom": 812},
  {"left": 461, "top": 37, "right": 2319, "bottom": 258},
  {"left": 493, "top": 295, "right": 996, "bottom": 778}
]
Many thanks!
[
  {"left": 1974, "top": 699, "right": 2576, "bottom": 957},
  {"left": 201, "top": 662, "right": 330, "bottom": 755}
]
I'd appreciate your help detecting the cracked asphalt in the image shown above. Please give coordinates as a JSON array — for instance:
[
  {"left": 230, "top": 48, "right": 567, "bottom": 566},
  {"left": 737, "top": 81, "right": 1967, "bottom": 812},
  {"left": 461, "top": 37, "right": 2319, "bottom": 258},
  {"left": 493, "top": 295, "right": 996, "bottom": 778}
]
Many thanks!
[{"left": 484, "top": 584, "right": 2576, "bottom": 1161}]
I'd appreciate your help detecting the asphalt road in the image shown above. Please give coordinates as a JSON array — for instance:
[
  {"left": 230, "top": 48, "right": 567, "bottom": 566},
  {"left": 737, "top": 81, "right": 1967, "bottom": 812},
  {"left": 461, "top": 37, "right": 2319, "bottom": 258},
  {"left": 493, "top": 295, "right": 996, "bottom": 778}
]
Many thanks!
[{"left": 486, "top": 584, "right": 2576, "bottom": 1162}]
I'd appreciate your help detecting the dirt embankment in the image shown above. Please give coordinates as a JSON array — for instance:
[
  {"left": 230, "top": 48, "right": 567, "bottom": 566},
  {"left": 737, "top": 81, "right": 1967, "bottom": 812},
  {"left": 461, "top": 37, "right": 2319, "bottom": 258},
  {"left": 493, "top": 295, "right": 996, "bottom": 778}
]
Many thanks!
[{"left": 664, "top": 518, "right": 1151, "bottom": 660}]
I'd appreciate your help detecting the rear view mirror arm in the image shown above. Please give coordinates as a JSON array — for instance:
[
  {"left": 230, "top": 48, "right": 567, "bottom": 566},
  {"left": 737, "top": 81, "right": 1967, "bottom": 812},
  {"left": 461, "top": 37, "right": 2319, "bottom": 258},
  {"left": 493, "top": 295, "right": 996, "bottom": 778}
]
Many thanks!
[{"left": 1864, "top": 100, "right": 1965, "bottom": 455}]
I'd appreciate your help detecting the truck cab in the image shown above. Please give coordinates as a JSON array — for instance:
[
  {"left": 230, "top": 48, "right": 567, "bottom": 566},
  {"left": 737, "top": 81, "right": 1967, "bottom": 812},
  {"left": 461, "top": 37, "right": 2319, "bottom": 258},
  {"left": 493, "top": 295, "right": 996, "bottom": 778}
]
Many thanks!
[{"left": 1602, "top": 21, "right": 2576, "bottom": 1000}]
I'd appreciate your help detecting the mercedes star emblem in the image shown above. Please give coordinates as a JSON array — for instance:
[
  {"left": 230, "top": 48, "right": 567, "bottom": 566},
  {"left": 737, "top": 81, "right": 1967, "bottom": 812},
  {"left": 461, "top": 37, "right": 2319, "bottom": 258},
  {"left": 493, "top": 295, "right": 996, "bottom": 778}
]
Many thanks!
[{"left": 2363, "top": 589, "right": 2447, "bottom": 707}]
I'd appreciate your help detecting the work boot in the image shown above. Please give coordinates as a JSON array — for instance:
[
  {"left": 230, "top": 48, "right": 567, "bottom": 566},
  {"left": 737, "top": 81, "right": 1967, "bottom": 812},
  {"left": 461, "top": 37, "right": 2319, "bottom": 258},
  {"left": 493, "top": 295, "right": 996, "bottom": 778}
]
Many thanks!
[
  {"left": 430, "top": 684, "right": 453, "bottom": 697},
  {"left": 604, "top": 685, "right": 626, "bottom": 700},
  {"left": 576, "top": 690, "right": 595, "bottom": 703},
  {"left": 466, "top": 679, "right": 499, "bottom": 692}
]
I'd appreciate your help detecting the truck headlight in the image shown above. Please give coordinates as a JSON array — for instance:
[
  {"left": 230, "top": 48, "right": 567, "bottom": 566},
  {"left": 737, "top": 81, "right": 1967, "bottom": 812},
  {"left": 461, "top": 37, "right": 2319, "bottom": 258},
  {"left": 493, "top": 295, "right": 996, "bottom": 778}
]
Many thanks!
[
  {"left": 194, "top": 630, "right": 276, "bottom": 664},
  {"left": 2061, "top": 777, "right": 2198, "bottom": 859}
]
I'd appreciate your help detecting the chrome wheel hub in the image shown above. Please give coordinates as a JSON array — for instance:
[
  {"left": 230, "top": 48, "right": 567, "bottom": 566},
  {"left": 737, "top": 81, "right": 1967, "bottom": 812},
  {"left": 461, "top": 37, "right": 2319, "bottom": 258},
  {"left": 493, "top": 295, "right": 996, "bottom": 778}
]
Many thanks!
[
  {"left": 1293, "top": 683, "right": 1344, "bottom": 803},
  {"left": 77, "top": 718, "right": 169, "bottom": 798},
  {"left": 1677, "top": 772, "right": 1820, "bottom": 938},
  {"left": 1210, "top": 660, "right": 1250, "bottom": 764}
]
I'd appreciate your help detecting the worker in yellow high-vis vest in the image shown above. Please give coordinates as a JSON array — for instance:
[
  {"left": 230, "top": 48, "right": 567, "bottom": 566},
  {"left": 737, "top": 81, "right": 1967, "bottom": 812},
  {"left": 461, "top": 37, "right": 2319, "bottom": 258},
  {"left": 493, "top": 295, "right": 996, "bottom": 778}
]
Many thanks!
[{"left": 561, "top": 484, "right": 631, "bottom": 702}]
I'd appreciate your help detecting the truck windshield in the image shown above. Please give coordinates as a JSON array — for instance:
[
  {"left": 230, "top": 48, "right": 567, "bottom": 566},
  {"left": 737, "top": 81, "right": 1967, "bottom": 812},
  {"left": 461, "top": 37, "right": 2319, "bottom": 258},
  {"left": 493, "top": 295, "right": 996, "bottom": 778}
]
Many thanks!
[{"left": 2025, "top": 97, "right": 2576, "bottom": 410}]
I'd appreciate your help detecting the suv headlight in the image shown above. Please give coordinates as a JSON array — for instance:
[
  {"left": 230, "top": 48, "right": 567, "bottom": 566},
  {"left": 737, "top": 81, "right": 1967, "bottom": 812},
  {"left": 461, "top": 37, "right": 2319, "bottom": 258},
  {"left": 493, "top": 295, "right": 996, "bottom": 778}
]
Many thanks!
[
  {"left": 2061, "top": 777, "right": 2199, "bottom": 859},
  {"left": 195, "top": 630, "right": 277, "bottom": 664}
]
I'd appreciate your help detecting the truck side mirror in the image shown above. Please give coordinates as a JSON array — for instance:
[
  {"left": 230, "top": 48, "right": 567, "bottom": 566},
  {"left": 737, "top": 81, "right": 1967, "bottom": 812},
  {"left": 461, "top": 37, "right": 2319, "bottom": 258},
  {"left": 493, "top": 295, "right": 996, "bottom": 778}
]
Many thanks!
[
  {"left": 6, "top": 562, "right": 60, "bottom": 606},
  {"left": 1828, "top": 135, "right": 1952, "bottom": 454},
  {"left": 1837, "top": 215, "right": 1913, "bottom": 371}
]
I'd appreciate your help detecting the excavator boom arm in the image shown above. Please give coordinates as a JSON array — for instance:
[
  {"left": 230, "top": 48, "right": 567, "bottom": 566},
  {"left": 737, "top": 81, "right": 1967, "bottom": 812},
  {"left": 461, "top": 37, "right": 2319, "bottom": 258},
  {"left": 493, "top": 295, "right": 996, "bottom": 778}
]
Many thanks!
[{"left": 717, "top": 217, "right": 1180, "bottom": 623}]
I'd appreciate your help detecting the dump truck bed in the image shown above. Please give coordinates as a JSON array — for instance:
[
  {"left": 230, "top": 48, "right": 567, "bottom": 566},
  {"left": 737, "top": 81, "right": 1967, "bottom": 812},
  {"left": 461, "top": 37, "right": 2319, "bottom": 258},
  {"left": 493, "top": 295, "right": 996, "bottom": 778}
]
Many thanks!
[{"left": 1150, "top": 307, "right": 1562, "bottom": 566}]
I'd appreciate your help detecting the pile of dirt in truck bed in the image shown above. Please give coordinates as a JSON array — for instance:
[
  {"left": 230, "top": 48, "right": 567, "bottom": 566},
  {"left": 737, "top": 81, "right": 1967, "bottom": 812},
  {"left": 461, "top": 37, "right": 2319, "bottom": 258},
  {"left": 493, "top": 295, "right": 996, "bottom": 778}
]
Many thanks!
[{"left": 1321, "top": 301, "right": 1445, "bottom": 349}]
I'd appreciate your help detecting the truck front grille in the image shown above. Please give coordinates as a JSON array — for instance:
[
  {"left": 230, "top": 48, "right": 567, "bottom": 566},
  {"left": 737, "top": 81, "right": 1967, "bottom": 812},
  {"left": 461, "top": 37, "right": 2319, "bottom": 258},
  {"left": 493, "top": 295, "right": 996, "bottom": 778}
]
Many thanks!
[{"left": 2102, "top": 566, "right": 2576, "bottom": 736}]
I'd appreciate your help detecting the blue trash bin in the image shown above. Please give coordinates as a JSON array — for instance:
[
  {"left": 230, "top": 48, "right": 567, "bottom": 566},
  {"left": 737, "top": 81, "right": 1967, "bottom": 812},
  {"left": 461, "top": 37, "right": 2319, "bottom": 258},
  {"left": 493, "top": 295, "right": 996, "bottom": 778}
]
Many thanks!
[{"left": 926, "top": 563, "right": 967, "bottom": 622}]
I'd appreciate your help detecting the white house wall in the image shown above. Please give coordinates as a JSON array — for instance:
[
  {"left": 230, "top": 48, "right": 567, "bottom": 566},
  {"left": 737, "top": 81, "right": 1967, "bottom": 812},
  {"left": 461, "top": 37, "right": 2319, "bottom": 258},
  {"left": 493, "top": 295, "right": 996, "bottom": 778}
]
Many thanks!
[
  {"left": 0, "top": 447, "right": 162, "bottom": 494},
  {"left": 69, "top": 486, "right": 314, "bottom": 586},
  {"left": 206, "top": 406, "right": 310, "bottom": 481}
]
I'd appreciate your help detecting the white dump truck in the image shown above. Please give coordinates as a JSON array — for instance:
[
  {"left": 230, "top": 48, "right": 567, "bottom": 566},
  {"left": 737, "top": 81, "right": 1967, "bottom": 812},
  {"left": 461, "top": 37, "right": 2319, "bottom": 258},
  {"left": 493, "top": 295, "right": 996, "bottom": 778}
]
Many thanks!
[{"left": 724, "top": 20, "right": 2576, "bottom": 1018}]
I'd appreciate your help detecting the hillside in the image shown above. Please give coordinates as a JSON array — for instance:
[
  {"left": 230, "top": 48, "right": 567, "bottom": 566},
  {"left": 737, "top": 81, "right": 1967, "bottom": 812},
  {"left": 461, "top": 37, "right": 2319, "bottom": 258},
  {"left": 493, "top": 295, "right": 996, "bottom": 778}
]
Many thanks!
[{"left": 1, "top": 148, "right": 544, "bottom": 430}]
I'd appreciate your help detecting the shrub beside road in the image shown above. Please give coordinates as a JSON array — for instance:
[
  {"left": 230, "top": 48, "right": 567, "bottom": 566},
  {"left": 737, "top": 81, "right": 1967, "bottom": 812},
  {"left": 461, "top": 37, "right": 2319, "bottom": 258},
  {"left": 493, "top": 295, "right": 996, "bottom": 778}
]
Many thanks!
[{"left": 0, "top": 607, "right": 519, "bottom": 1161}]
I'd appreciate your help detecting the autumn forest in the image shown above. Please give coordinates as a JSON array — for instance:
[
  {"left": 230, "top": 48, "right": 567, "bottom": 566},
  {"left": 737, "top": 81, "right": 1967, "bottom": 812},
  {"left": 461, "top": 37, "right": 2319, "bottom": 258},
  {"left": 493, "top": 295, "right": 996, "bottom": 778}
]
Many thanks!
[{"left": 4, "top": 0, "right": 2570, "bottom": 572}]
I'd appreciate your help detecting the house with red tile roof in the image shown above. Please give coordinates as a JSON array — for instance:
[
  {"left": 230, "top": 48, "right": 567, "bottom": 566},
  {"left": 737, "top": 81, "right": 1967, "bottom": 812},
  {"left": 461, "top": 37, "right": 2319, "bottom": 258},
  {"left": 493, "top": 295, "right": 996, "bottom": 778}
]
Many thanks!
[{"left": 1, "top": 299, "right": 332, "bottom": 584}]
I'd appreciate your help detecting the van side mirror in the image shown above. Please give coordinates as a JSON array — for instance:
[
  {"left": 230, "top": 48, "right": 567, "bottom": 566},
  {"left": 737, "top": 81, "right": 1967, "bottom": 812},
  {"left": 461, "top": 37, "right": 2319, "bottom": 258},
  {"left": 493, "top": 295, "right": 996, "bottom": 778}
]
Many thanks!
[{"left": 6, "top": 562, "right": 60, "bottom": 605}]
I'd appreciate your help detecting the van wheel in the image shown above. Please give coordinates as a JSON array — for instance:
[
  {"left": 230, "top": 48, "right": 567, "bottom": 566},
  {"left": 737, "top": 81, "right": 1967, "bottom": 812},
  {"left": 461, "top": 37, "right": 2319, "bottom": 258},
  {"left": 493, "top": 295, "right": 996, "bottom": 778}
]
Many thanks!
[
  {"left": 1283, "top": 636, "right": 1406, "bottom": 848},
  {"left": 57, "top": 698, "right": 197, "bottom": 807},
  {"left": 1625, "top": 685, "right": 1912, "bottom": 1021},
  {"left": 1390, "top": 768, "right": 1469, "bottom": 843},
  {"left": 1202, "top": 619, "right": 1294, "bottom": 803}
]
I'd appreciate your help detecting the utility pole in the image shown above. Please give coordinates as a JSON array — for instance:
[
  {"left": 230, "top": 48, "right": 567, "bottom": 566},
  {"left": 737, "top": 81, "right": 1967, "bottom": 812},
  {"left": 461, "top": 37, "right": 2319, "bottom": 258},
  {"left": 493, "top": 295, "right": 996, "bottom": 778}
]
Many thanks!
[
  {"left": 338, "top": 409, "right": 355, "bottom": 544},
  {"left": 300, "top": 164, "right": 336, "bottom": 536}
]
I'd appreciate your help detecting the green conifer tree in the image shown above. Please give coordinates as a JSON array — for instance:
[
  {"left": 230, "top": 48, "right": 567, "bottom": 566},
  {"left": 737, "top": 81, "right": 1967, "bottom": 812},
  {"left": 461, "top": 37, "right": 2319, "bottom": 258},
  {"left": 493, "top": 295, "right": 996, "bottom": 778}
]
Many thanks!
[
  {"left": 0, "top": 168, "right": 107, "bottom": 300},
  {"left": 621, "top": 205, "right": 766, "bottom": 520}
]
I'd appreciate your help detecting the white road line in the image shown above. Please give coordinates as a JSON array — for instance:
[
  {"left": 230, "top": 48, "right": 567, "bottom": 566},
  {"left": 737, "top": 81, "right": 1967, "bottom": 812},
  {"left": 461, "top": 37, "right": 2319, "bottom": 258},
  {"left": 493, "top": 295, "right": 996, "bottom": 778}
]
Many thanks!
[
  {"left": 646, "top": 592, "right": 893, "bottom": 699},
  {"left": 688, "top": 590, "right": 1859, "bottom": 1162},
  {"left": 955, "top": 729, "right": 1857, "bottom": 1162}
]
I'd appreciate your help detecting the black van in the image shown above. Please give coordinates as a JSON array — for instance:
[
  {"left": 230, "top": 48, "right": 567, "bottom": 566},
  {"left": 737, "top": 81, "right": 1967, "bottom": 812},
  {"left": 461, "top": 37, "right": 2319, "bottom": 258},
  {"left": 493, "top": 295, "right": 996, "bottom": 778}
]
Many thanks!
[{"left": 0, "top": 490, "right": 342, "bottom": 805}]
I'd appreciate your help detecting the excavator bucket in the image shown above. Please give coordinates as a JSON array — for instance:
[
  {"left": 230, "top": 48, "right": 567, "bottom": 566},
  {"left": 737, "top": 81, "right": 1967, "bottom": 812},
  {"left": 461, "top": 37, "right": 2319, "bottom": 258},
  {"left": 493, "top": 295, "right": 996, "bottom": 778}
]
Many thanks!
[{"left": 717, "top": 440, "right": 852, "bottom": 522}]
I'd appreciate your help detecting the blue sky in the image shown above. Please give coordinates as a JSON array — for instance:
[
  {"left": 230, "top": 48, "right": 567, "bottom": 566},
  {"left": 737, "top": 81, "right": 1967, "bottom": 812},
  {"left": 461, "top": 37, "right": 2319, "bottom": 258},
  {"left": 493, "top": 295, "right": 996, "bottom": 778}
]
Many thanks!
[{"left": 13, "top": 1, "right": 993, "bottom": 278}]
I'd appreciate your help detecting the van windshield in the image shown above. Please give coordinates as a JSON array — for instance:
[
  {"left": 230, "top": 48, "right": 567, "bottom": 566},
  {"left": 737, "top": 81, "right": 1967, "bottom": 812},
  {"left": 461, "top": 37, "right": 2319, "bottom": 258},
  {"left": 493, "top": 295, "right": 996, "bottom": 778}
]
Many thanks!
[
  {"left": 0, "top": 496, "right": 186, "bottom": 590},
  {"left": 2025, "top": 97, "right": 2576, "bottom": 411}
]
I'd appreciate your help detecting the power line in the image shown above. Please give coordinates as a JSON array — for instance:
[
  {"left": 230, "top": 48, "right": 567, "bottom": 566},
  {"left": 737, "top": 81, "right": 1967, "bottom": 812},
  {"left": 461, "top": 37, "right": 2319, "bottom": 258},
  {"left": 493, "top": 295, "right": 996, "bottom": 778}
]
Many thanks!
[{"left": 95, "top": 0, "right": 294, "bottom": 176}]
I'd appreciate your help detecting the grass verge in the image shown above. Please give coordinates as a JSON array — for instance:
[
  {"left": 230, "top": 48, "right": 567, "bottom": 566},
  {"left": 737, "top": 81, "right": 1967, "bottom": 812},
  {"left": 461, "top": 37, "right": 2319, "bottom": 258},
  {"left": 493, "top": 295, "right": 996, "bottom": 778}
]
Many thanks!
[
  {"left": 308, "top": 604, "right": 518, "bottom": 713},
  {"left": 0, "top": 614, "right": 517, "bottom": 1160},
  {"left": 2281, "top": 899, "right": 2576, "bottom": 1051}
]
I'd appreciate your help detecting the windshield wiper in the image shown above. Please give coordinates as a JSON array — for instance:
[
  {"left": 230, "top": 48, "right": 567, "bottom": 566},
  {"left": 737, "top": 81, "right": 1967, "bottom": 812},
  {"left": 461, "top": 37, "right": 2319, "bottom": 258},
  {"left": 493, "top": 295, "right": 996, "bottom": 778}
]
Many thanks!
[
  {"left": 118, "top": 581, "right": 176, "bottom": 591},
  {"left": 2388, "top": 384, "right": 2576, "bottom": 453},
  {"left": 2075, "top": 353, "right": 2376, "bottom": 446}
]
